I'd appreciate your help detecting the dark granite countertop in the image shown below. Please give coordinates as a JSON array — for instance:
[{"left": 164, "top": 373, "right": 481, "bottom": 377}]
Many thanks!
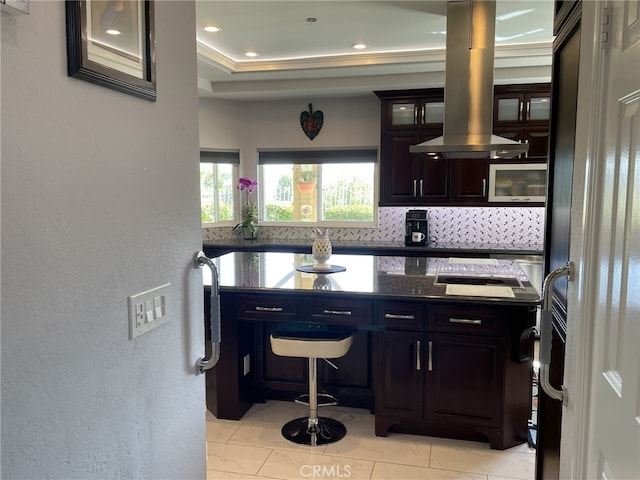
[
  {"left": 204, "top": 252, "right": 541, "bottom": 306},
  {"left": 203, "top": 239, "right": 544, "bottom": 258}
]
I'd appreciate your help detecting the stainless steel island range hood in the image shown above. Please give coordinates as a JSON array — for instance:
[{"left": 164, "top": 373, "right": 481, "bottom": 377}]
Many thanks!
[{"left": 410, "top": 1, "right": 528, "bottom": 159}]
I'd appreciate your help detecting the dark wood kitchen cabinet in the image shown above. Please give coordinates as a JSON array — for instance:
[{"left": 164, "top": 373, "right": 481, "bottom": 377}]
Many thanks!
[
  {"left": 256, "top": 323, "right": 372, "bottom": 407},
  {"left": 451, "top": 158, "right": 490, "bottom": 202},
  {"left": 425, "top": 333, "right": 505, "bottom": 428},
  {"left": 380, "top": 131, "right": 448, "bottom": 203},
  {"left": 379, "top": 129, "right": 490, "bottom": 206},
  {"left": 378, "top": 89, "right": 444, "bottom": 130},
  {"left": 376, "top": 84, "right": 550, "bottom": 206},
  {"left": 375, "top": 300, "right": 535, "bottom": 450},
  {"left": 493, "top": 83, "right": 551, "bottom": 161},
  {"left": 221, "top": 292, "right": 374, "bottom": 411},
  {"left": 376, "top": 89, "right": 448, "bottom": 205},
  {"left": 375, "top": 300, "right": 425, "bottom": 418},
  {"left": 376, "top": 329, "right": 424, "bottom": 419}
]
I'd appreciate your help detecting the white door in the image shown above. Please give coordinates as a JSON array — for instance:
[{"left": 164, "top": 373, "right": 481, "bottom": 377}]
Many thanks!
[{"left": 572, "top": 1, "right": 640, "bottom": 478}]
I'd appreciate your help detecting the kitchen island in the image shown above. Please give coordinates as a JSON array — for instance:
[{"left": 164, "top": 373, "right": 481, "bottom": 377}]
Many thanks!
[{"left": 204, "top": 252, "right": 539, "bottom": 449}]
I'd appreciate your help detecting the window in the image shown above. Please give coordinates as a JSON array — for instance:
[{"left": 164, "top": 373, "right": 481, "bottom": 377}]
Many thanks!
[
  {"left": 200, "top": 150, "right": 239, "bottom": 225},
  {"left": 258, "top": 148, "right": 377, "bottom": 225}
]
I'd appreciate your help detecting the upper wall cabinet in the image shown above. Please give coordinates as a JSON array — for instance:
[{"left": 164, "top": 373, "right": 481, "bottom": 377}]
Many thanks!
[
  {"left": 376, "top": 89, "right": 448, "bottom": 206},
  {"left": 375, "top": 84, "right": 551, "bottom": 207},
  {"left": 493, "top": 84, "right": 551, "bottom": 161},
  {"left": 379, "top": 89, "right": 445, "bottom": 130},
  {"left": 493, "top": 85, "right": 551, "bottom": 125}
]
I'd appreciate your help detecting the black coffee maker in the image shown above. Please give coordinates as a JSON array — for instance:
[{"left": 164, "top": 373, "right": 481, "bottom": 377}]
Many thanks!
[{"left": 405, "top": 210, "right": 429, "bottom": 246}]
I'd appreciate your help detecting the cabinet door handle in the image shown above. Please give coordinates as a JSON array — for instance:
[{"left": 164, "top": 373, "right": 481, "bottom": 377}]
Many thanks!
[
  {"left": 413, "top": 179, "right": 417, "bottom": 197},
  {"left": 413, "top": 106, "right": 418, "bottom": 125},
  {"left": 384, "top": 313, "right": 416, "bottom": 320},
  {"left": 482, "top": 178, "right": 487, "bottom": 197},
  {"left": 419, "top": 179, "right": 424, "bottom": 197},
  {"left": 428, "top": 341, "right": 433, "bottom": 371},
  {"left": 525, "top": 100, "right": 531, "bottom": 120},
  {"left": 519, "top": 100, "right": 524, "bottom": 122},
  {"left": 449, "top": 317, "right": 482, "bottom": 325},
  {"left": 524, "top": 139, "right": 529, "bottom": 159},
  {"left": 323, "top": 309, "right": 352, "bottom": 316},
  {"left": 416, "top": 340, "right": 421, "bottom": 371},
  {"left": 255, "top": 306, "right": 283, "bottom": 312},
  {"left": 420, "top": 106, "right": 425, "bottom": 125}
]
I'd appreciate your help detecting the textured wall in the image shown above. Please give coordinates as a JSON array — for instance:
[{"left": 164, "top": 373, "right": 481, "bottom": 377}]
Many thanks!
[
  {"left": 199, "top": 95, "right": 381, "bottom": 179},
  {"left": 1, "top": 2, "right": 205, "bottom": 478}
]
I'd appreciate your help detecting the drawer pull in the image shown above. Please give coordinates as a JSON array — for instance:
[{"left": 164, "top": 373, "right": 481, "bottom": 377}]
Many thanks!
[
  {"left": 416, "top": 340, "right": 421, "bottom": 371},
  {"left": 449, "top": 317, "right": 482, "bottom": 325},
  {"left": 255, "top": 306, "right": 284, "bottom": 312},
  {"left": 322, "top": 309, "right": 352, "bottom": 316},
  {"left": 384, "top": 313, "right": 416, "bottom": 320},
  {"left": 428, "top": 341, "right": 433, "bottom": 371}
]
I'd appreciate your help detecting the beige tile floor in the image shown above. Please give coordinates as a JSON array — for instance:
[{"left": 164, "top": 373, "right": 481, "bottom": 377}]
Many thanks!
[{"left": 206, "top": 401, "right": 535, "bottom": 480}]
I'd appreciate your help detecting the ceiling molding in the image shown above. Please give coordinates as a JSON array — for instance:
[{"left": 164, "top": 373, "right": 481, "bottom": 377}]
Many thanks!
[
  {"left": 198, "top": 41, "right": 447, "bottom": 74},
  {"left": 197, "top": 40, "right": 552, "bottom": 76}
]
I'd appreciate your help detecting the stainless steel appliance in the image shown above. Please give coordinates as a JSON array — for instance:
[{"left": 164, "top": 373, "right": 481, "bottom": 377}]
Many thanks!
[
  {"left": 405, "top": 210, "right": 428, "bottom": 246},
  {"left": 410, "top": 1, "right": 528, "bottom": 159},
  {"left": 488, "top": 164, "right": 547, "bottom": 203}
]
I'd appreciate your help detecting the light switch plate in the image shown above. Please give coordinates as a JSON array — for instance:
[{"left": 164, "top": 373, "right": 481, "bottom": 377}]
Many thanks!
[{"left": 128, "top": 283, "right": 171, "bottom": 339}]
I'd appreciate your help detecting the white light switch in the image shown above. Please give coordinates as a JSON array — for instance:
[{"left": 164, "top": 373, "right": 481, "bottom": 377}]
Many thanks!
[
  {"left": 153, "top": 295, "right": 163, "bottom": 318},
  {"left": 128, "top": 283, "right": 171, "bottom": 339},
  {"left": 145, "top": 299, "right": 154, "bottom": 322}
]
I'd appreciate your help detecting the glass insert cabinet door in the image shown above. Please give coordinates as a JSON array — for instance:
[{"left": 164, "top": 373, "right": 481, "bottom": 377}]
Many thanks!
[
  {"left": 488, "top": 163, "right": 547, "bottom": 203},
  {"left": 391, "top": 102, "right": 418, "bottom": 125},
  {"left": 390, "top": 101, "right": 444, "bottom": 126},
  {"left": 496, "top": 95, "right": 550, "bottom": 122}
]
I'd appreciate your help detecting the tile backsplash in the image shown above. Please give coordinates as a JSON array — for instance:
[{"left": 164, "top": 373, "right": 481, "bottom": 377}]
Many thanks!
[{"left": 203, "top": 207, "right": 545, "bottom": 245}]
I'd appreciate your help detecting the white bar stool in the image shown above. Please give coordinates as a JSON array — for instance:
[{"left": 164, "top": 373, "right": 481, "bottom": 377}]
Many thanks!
[{"left": 270, "top": 326, "right": 353, "bottom": 446}]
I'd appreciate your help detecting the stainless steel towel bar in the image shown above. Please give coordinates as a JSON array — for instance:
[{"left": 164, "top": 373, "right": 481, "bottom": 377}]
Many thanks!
[
  {"left": 194, "top": 251, "right": 220, "bottom": 374},
  {"left": 539, "top": 262, "right": 572, "bottom": 405}
]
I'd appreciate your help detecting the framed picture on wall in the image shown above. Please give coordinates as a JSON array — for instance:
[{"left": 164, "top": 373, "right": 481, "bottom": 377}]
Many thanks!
[{"left": 65, "top": 0, "right": 156, "bottom": 102}]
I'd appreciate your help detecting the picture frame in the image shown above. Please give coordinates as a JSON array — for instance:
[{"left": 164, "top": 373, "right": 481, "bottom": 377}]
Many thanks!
[{"left": 66, "top": 0, "right": 156, "bottom": 102}]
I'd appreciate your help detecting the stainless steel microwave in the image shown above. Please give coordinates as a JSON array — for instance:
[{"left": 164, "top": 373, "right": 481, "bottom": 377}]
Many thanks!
[{"left": 488, "top": 163, "right": 547, "bottom": 203}]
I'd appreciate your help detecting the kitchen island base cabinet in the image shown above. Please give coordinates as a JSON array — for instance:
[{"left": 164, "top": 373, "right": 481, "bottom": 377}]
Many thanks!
[
  {"left": 374, "top": 302, "right": 535, "bottom": 450},
  {"left": 375, "top": 330, "right": 424, "bottom": 420},
  {"left": 205, "top": 254, "right": 540, "bottom": 451},
  {"left": 255, "top": 324, "right": 374, "bottom": 410}
]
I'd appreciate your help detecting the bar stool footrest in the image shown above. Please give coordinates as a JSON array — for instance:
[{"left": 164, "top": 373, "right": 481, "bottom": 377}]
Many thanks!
[{"left": 294, "top": 393, "right": 338, "bottom": 407}]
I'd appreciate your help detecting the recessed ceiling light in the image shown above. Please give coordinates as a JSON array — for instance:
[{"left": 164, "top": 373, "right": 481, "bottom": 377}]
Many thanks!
[
  {"left": 105, "top": 29, "right": 121, "bottom": 35},
  {"left": 202, "top": 25, "right": 221, "bottom": 33},
  {"left": 244, "top": 51, "right": 259, "bottom": 58},
  {"left": 352, "top": 43, "right": 368, "bottom": 50}
]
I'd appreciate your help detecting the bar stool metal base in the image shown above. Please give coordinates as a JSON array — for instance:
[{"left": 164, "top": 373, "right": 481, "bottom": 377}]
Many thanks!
[{"left": 281, "top": 416, "right": 347, "bottom": 446}]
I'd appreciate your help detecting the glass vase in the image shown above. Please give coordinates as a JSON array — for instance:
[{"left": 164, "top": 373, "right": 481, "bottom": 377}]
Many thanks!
[{"left": 242, "top": 224, "right": 258, "bottom": 240}]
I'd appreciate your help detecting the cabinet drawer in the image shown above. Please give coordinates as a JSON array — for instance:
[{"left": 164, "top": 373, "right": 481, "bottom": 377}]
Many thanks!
[
  {"left": 307, "top": 297, "right": 372, "bottom": 327},
  {"left": 377, "top": 300, "right": 425, "bottom": 330},
  {"left": 235, "top": 294, "right": 298, "bottom": 321},
  {"left": 428, "top": 304, "right": 506, "bottom": 336}
]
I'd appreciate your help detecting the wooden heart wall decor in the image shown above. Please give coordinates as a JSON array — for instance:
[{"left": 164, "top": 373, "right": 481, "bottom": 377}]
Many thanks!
[{"left": 300, "top": 103, "right": 324, "bottom": 140}]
